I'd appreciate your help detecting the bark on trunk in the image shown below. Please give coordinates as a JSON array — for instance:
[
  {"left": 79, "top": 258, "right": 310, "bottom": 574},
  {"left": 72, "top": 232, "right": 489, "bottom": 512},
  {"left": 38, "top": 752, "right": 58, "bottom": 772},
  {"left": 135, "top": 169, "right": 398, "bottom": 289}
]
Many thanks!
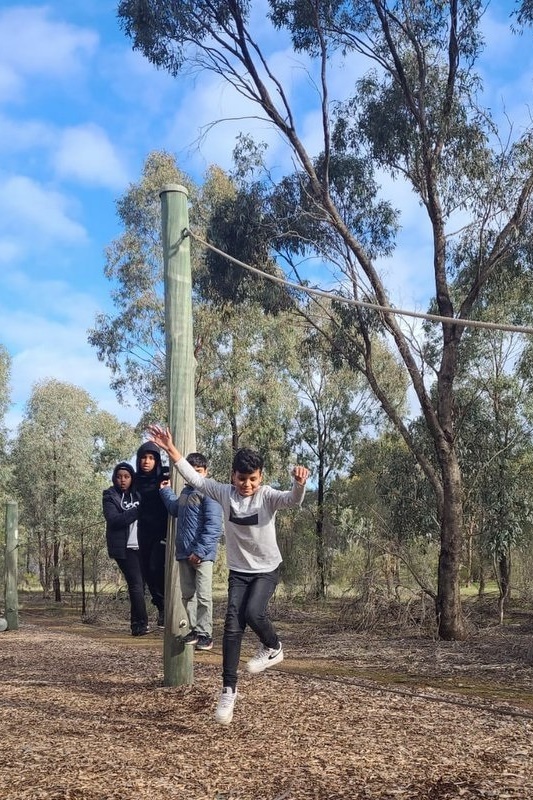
[
  {"left": 496, "top": 550, "right": 511, "bottom": 625},
  {"left": 53, "top": 539, "right": 61, "bottom": 603},
  {"left": 315, "top": 463, "right": 326, "bottom": 600},
  {"left": 478, "top": 561, "right": 486, "bottom": 598},
  {"left": 436, "top": 450, "right": 467, "bottom": 640},
  {"left": 465, "top": 519, "right": 475, "bottom": 587}
]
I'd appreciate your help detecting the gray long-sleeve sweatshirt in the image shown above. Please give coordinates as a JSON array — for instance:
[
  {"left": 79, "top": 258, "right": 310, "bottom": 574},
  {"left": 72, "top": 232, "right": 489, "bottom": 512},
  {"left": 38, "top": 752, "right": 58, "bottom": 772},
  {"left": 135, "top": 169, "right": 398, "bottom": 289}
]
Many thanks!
[{"left": 173, "top": 457, "right": 306, "bottom": 573}]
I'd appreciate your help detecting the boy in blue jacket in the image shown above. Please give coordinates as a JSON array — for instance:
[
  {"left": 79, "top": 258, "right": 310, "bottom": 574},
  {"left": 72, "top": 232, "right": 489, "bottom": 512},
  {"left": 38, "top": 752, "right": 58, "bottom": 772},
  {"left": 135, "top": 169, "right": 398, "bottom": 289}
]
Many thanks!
[{"left": 159, "top": 453, "right": 223, "bottom": 651}]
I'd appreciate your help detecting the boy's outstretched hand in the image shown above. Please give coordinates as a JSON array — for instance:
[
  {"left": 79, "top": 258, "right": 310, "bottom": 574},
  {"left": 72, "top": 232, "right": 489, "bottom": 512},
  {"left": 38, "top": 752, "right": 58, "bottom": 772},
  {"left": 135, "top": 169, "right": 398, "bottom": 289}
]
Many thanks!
[
  {"left": 146, "top": 425, "right": 182, "bottom": 463},
  {"left": 292, "top": 465, "right": 310, "bottom": 486}
]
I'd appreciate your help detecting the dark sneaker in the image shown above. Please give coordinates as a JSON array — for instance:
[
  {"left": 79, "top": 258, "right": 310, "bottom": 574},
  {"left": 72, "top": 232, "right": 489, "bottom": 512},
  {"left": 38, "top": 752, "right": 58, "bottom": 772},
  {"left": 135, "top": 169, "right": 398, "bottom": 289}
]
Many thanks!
[
  {"left": 196, "top": 634, "right": 213, "bottom": 651},
  {"left": 245, "top": 641, "right": 284, "bottom": 673},
  {"left": 182, "top": 629, "right": 198, "bottom": 645},
  {"left": 132, "top": 627, "right": 150, "bottom": 637}
]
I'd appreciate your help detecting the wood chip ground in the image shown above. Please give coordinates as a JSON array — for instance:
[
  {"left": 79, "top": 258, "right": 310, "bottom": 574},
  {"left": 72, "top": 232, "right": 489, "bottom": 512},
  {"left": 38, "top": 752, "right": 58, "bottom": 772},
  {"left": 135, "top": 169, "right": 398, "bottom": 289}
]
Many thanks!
[{"left": 1, "top": 601, "right": 533, "bottom": 800}]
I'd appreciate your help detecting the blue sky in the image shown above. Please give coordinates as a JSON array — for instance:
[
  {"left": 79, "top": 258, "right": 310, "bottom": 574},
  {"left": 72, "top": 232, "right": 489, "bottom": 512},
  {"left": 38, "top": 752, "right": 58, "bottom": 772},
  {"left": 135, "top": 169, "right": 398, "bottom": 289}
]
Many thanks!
[{"left": 1, "top": 1, "right": 531, "bottom": 435}]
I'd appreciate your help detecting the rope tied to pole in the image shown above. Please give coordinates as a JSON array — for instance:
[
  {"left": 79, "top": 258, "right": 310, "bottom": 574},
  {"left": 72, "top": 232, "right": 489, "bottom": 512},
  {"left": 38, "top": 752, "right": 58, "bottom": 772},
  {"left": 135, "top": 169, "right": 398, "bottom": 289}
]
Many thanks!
[{"left": 185, "top": 227, "right": 533, "bottom": 336}]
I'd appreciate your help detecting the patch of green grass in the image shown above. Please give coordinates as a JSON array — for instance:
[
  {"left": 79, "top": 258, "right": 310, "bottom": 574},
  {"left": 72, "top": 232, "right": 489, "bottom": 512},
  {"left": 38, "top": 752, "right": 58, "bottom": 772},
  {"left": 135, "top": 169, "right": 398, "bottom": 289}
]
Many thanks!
[{"left": 460, "top": 582, "right": 499, "bottom": 598}]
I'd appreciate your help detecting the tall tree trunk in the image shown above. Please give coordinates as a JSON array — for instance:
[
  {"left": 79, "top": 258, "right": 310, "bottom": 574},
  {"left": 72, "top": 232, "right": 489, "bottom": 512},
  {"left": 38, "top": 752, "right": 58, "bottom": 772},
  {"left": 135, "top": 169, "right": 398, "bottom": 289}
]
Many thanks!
[
  {"left": 465, "top": 519, "right": 475, "bottom": 587},
  {"left": 53, "top": 538, "right": 61, "bottom": 603},
  {"left": 38, "top": 553, "right": 46, "bottom": 597},
  {"left": 478, "top": 562, "right": 486, "bottom": 598},
  {"left": 477, "top": 511, "right": 486, "bottom": 598},
  {"left": 436, "top": 450, "right": 467, "bottom": 639},
  {"left": 230, "top": 409, "right": 239, "bottom": 453},
  {"left": 315, "top": 462, "right": 326, "bottom": 600},
  {"left": 51, "top": 471, "right": 61, "bottom": 602},
  {"left": 80, "top": 529, "right": 86, "bottom": 617},
  {"left": 495, "top": 549, "right": 511, "bottom": 625},
  {"left": 383, "top": 553, "right": 396, "bottom": 600},
  {"left": 63, "top": 541, "right": 71, "bottom": 594},
  {"left": 38, "top": 529, "right": 52, "bottom": 598}
]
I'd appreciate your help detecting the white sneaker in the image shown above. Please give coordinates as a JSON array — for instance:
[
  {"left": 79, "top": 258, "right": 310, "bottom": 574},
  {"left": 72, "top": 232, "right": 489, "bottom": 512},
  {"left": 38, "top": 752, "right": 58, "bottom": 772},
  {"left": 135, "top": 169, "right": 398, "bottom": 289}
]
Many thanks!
[
  {"left": 215, "top": 687, "right": 237, "bottom": 725},
  {"left": 245, "top": 642, "right": 284, "bottom": 674}
]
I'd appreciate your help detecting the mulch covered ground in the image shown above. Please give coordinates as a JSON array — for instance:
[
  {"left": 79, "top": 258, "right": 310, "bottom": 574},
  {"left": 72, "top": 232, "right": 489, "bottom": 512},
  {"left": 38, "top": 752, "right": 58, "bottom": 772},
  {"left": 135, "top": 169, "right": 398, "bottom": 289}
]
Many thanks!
[{"left": 1, "top": 601, "right": 533, "bottom": 800}]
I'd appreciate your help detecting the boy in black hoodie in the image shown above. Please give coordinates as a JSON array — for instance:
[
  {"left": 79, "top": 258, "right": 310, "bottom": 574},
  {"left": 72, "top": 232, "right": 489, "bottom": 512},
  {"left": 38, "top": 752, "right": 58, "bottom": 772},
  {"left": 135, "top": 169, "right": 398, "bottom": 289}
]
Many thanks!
[
  {"left": 136, "top": 442, "right": 169, "bottom": 627},
  {"left": 103, "top": 461, "right": 149, "bottom": 636}
]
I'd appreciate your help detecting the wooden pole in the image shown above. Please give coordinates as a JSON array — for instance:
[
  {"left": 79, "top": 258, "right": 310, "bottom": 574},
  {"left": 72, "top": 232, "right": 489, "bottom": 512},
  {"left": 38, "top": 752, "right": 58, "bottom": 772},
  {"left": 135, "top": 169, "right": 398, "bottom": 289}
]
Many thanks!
[
  {"left": 160, "top": 184, "right": 196, "bottom": 686},
  {"left": 4, "top": 501, "right": 19, "bottom": 631}
]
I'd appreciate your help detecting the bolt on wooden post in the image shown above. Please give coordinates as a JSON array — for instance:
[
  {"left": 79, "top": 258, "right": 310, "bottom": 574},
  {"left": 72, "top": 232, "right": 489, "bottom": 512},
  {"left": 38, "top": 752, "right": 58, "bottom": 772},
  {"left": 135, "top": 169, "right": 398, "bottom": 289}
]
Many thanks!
[{"left": 160, "top": 184, "right": 196, "bottom": 686}]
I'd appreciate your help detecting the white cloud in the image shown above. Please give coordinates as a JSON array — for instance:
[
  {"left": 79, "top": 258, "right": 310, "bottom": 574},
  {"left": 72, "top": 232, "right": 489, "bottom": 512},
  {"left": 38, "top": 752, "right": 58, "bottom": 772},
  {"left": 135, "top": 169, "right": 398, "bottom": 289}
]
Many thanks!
[
  {"left": 0, "top": 239, "right": 22, "bottom": 265},
  {"left": 0, "top": 6, "right": 98, "bottom": 83},
  {"left": 98, "top": 45, "right": 178, "bottom": 114},
  {"left": 0, "top": 273, "right": 99, "bottom": 342},
  {"left": 6, "top": 346, "right": 139, "bottom": 435},
  {"left": 164, "top": 49, "right": 318, "bottom": 175},
  {"left": 53, "top": 124, "right": 130, "bottom": 189},
  {"left": 481, "top": 7, "right": 518, "bottom": 62},
  {"left": 1, "top": 276, "right": 139, "bottom": 434},
  {"left": 160, "top": 35, "right": 365, "bottom": 177},
  {"left": 0, "top": 175, "right": 86, "bottom": 245},
  {"left": 164, "top": 77, "right": 268, "bottom": 173},
  {"left": 0, "top": 114, "right": 55, "bottom": 153},
  {"left": 0, "top": 63, "right": 20, "bottom": 102}
]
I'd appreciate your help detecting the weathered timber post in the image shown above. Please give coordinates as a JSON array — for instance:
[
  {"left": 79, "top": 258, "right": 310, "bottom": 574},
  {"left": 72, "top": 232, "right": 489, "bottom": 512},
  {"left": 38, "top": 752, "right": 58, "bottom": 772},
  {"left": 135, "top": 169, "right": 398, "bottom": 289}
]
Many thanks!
[
  {"left": 4, "top": 501, "right": 19, "bottom": 630},
  {"left": 160, "top": 184, "right": 196, "bottom": 686}
]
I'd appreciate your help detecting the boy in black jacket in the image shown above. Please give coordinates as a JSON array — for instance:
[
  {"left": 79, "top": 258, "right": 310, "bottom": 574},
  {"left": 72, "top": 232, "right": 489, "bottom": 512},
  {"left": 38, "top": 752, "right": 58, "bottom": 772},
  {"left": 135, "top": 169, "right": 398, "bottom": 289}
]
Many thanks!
[
  {"left": 103, "top": 461, "right": 149, "bottom": 636},
  {"left": 136, "top": 442, "right": 169, "bottom": 627}
]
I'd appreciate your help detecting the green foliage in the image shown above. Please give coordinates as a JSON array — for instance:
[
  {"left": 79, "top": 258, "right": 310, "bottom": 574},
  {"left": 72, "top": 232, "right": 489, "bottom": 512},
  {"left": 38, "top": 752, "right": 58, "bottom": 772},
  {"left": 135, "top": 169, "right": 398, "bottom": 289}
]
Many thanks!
[
  {"left": 193, "top": 302, "right": 299, "bottom": 481},
  {"left": 198, "top": 172, "right": 297, "bottom": 314},
  {"left": 290, "top": 317, "right": 371, "bottom": 475},
  {"left": 454, "top": 337, "right": 533, "bottom": 560},
  {"left": 118, "top": 1, "right": 252, "bottom": 76},
  {"left": 354, "top": 433, "right": 439, "bottom": 545},
  {"left": 115, "top": 2, "right": 533, "bottom": 637},
  {"left": 268, "top": 149, "right": 398, "bottom": 262},
  {"left": 10, "top": 379, "right": 137, "bottom": 596},
  {"left": 88, "top": 151, "right": 196, "bottom": 409},
  {"left": 516, "top": 0, "right": 533, "bottom": 26},
  {"left": 276, "top": 505, "right": 316, "bottom": 595},
  {"left": 0, "top": 344, "right": 12, "bottom": 507}
]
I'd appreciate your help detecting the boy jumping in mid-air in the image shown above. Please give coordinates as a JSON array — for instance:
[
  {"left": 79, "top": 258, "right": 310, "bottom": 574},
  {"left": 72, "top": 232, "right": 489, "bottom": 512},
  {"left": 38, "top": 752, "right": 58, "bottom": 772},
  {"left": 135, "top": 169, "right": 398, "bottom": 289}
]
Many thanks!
[{"left": 147, "top": 424, "right": 309, "bottom": 726}]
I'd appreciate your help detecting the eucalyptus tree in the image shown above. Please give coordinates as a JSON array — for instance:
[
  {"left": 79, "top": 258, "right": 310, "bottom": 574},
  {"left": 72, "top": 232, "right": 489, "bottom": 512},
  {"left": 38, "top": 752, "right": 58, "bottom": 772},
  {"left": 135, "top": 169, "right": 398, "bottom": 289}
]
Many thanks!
[
  {"left": 0, "top": 344, "right": 11, "bottom": 493},
  {"left": 118, "top": 1, "right": 533, "bottom": 639},
  {"left": 194, "top": 302, "right": 299, "bottom": 482},
  {"left": 350, "top": 430, "right": 440, "bottom": 605},
  {"left": 11, "top": 379, "right": 137, "bottom": 600},
  {"left": 90, "top": 151, "right": 300, "bottom": 477},
  {"left": 454, "top": 323, "right": 533, "bottom": 618},
  {"left": 89, "top": 150, "right": 197, "bottom": 414},
  {"left": 192, "top": 163, "right": 302, "bottom": 479},
  {"left": 0, "top": 344, "right": 11, "bottom": 588},
  {"left": 289, "top": 303, "right": 407, "bottom": 597}
]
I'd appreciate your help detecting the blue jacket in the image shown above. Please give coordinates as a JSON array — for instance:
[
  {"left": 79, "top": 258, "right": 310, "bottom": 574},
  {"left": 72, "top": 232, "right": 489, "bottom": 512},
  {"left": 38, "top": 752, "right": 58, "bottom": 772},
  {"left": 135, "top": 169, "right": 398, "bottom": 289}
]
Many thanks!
[{"left": 159, "top": 484, "right": 222, "bottom": 562}]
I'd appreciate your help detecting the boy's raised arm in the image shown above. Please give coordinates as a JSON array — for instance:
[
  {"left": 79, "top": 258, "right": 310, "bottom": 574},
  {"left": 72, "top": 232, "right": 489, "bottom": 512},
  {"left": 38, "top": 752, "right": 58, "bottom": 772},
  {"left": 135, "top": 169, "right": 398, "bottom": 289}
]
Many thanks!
[
  {"left": 291, "top": 465, "right": 310, "bottom": 486},
  {"left": 146, "top": 425, "right": 182, "bottom": 463}
]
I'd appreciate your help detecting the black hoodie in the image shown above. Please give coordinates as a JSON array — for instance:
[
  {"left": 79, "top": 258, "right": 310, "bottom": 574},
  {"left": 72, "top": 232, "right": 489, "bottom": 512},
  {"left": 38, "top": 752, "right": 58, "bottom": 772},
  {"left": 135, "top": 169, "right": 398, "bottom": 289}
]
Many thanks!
[
  {"left": 102, "top": 462, "right": 140, "bottom": 560},
  {"left": 135, "top": 442, "right": 169, "bottom": 543}
]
